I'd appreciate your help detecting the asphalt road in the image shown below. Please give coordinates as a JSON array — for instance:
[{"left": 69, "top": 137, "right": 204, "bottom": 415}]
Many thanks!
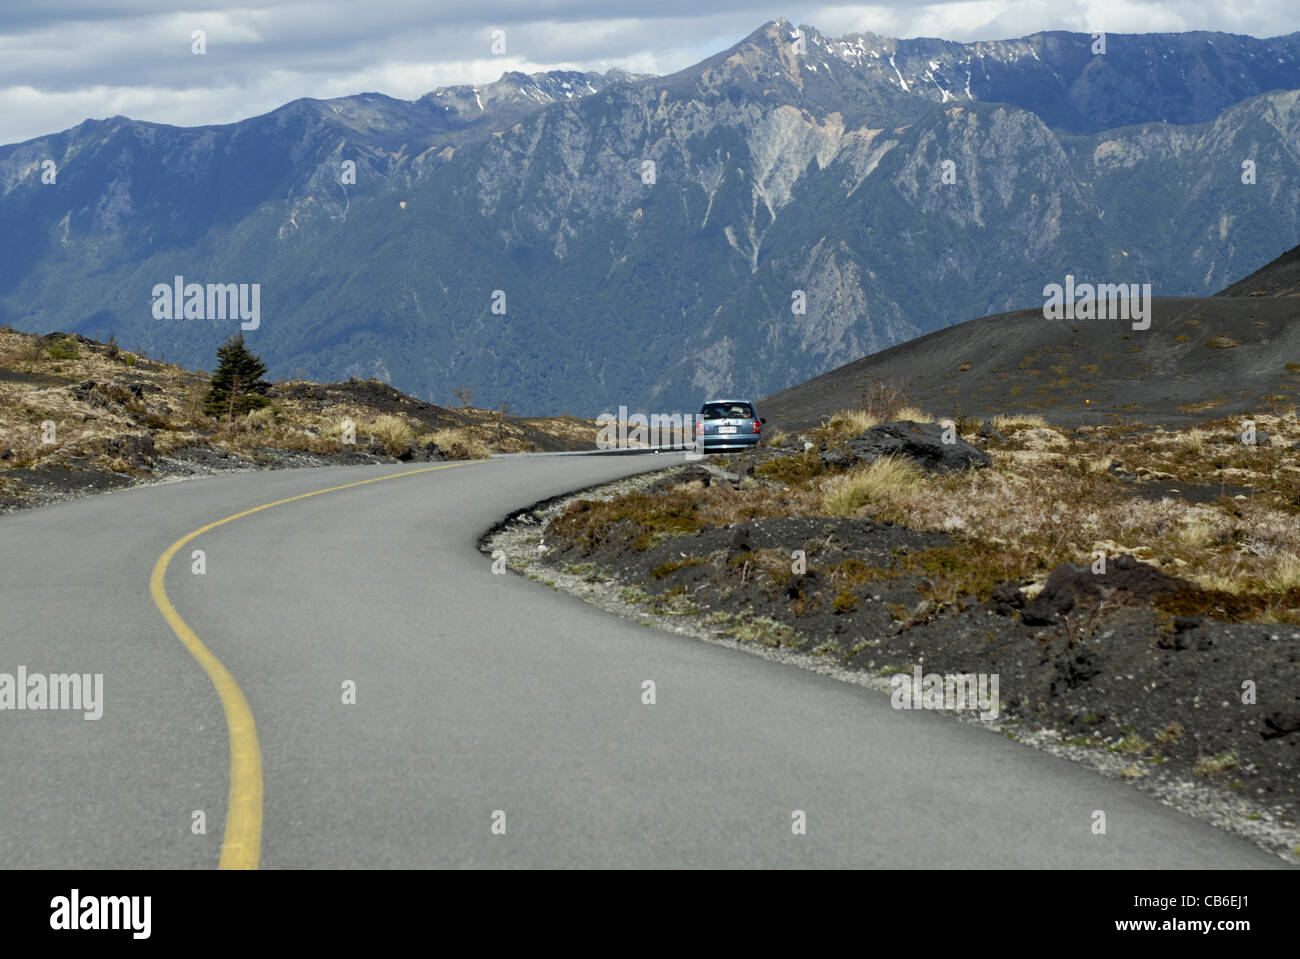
[{"left": 0, "top": 455, "right": 1285, "bottom": 868}]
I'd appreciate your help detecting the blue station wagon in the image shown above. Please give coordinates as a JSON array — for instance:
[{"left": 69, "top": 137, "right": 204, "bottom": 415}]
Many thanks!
[{"left": 696, "top": 399, "right": 765, "bottom": 451}]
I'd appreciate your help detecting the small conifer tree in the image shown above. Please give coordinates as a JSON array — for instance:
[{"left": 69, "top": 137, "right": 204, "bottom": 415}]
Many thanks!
[{"left": 204, "top": 334, "right": 271, "bottom": 420}]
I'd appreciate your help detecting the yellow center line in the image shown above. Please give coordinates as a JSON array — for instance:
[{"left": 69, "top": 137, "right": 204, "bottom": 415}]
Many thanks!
[{"left": 148, "top": 461, "right": 477, "bottom": 869}]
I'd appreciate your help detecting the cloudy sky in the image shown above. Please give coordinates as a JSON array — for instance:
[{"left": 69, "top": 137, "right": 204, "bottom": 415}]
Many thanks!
[{"left": 2, "top": 0, "right": 1298, "bottom": 146}]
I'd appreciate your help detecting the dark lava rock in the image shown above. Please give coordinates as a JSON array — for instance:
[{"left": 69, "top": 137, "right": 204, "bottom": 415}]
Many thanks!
[
  {"left": 1262, "top": 712, "right": 1300, "bottom": 739},
  {"left": 977, "top": 422, "right": 1008, "bottom": 444},
  {"left": 69, "top": 380, "right": 127, "bottom": 410},
  {"left": 401, "top": 441, "right": 444, "bottom": 463},
  {"left": 1050, "top": 650, "right": 1103, "bottom": 696},
  {"left": 1108, "top": 461, "right": 1139, "bottom": 482},
  {"left": 108, "top": 433, "right": 155, "bottom": 467},
  {"left": 649, "top": 463, "right": 716, "bottom": 491},
  {"left": 1156, "top": 615, "right": 1205, "bottom": 650},
  {"left": 729, "top": 526, "right": 751, "bottom": 554},
  {"left": 989, "top": 581, "right": 1027, "bottom": 616},
  {"left": 785, "top": 569, "right": 820, "bottom": 599},
  {"left": 827, "top": 421, "right": 991, "bottom": 473},
  {"left": 652, "top": 463, "right": 740, "bottom": 490},
  {"left": 819, "top": 446, "right": 857, "bottom": 468},
  {"left": 1020, "top": 554, "right": 1190, "bottom": 626}
]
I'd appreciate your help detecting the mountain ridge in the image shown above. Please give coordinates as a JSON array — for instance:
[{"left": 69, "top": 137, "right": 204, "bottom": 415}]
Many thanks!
[
  {"left": 1, "top": 21, "right": 1298, "bottom": 414},
  {"left": 761, "top": 242, "right": 1300, "bottom": 430}
]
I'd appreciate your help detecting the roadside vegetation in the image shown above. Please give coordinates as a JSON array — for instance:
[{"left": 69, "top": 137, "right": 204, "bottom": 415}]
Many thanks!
[
  {"left": 545, "top": 387, "right": 1300, "bottom": 627},
  {"left": 0, "top": 326, "right": 593, "bottom": 511}
]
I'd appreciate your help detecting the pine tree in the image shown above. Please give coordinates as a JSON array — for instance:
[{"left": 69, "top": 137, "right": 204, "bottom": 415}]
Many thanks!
[{"left": 204, "top": 334, "right": 271, "bottom": 420}]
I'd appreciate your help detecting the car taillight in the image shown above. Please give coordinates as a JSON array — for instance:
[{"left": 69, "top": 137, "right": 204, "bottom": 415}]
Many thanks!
[
  {"left": 752, "top": 420, "right": 762, "bottom": 433},
  {"left": 695, "top": 420, "right": 704, "bottom": 434}
]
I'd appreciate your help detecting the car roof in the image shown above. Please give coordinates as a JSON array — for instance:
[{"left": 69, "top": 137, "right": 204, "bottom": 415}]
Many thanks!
[{"left": 702, "top": 398, "right": 756, "bottom": 405}]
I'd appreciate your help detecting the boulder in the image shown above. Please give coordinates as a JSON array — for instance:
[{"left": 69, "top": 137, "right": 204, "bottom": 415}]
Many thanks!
[
  {"left": 648, "top": 463, "right": 738, "bottom": 492},
  {"left": 1049, "top": 650, "right": 1103, "bottom": 696},
  {"left": 107, "top": 433, "right": 155, "bottom": 468},
  {"left": 1262, "top": 712, "right": 1300, "bottom": 739},
  {"left": 823, "top": 420, "right": 991, "bottom": 473},
  {"left": 819, "top": 445, "right": 857, "bottom": 468},
  {"left": 1020, "top": 554, "right": 1188, "bottom": 626},
  {"left": 401, "top": 441, "right": 444, "bottom": 463},
  {"left": 728, "top": 526, "right": 751, "bottom": 555},
  {"left": 989, "top": 581, "right": 1027, "bottom": 616}
]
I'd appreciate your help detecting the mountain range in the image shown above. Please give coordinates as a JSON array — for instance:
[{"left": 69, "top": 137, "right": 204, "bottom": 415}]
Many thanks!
[{"left": 2, "top": 19, "right": 1299, "bottom": 415}]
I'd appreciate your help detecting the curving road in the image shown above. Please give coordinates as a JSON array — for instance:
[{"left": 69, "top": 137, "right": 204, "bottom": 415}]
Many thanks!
[{"left": 0, "top": 456, "right": 1285, "bottom": 868}]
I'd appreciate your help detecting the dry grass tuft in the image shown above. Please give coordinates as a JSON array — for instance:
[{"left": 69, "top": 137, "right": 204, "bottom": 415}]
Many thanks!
[
  {"left": 824, "top": 409, "right": 880, "bottom": 440},
  {"left": 364, "top": 414, "right": 416, "bottom": 456},
  {"left": 893, "top": 406, "right": 935, "bottom": 423},
  {"left": 428, "top": 428, "right": 490, "bottom": 460},
  {"left": 1266, "top": 553, "right": 1300, "bottom": 593},
  {"left": 822, "top": 456, "right": 925, "bottom": 517},
  {"left": 989, "top": 413, "right": 1050, "bottom": 431}
]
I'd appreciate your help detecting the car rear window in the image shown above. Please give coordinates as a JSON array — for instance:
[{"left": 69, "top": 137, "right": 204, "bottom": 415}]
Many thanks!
[{"left": 702, "top": 402, "right": 754, "bottom": 420}]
